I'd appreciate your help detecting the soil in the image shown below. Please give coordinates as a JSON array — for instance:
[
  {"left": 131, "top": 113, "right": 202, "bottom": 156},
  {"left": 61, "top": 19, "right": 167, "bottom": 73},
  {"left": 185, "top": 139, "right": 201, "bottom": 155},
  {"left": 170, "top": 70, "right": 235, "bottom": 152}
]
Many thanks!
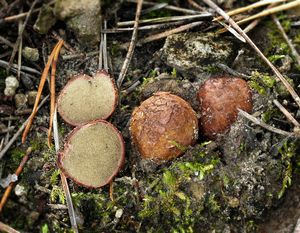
[{"left": 0, "top": 1, "right": 300, "bottom": 233}]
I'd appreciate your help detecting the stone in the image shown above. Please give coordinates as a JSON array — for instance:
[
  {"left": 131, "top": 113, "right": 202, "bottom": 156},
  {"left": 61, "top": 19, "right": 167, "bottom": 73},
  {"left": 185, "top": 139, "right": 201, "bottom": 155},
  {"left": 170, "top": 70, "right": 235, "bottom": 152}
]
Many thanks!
[
  {"left": 14, "top": 93, "right": 27, "bottom": 108},
  {"left": 34, "top": 5, "right": 57, "bottom": 34},
  {"left": 22, "top": 47, "right": 39, "bottom": 62}
]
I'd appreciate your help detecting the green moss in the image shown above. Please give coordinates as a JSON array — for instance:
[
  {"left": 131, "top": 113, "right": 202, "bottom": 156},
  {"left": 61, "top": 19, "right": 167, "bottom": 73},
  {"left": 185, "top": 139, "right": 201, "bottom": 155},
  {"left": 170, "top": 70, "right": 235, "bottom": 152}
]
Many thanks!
[
  {"left": 50, "top": 186, "right": 66, "bottom": 204},
  {"left": 278, "top": 140, "right": 297, "bottom": 199},
  {"left": 208, "top": 194, "right": 221, "bottom": 213},
  {"left": 249, "top": 71, "right": 276, "bottom": 95},
  {"left": 50, "top": 169, "right": 60, "bottom": 186}
]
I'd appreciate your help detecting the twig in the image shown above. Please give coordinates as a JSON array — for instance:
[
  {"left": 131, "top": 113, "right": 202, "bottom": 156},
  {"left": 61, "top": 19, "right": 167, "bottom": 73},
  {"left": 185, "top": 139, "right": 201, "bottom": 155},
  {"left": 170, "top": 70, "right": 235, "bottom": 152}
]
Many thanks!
[
  {"left": 22, "top": 40, "right": 63, "bottom": 144},
  {"left": 216, "top": 63, "right": 250, "bottom": 79},
  {"left": 213, "top": 0, "right": 287, "bottom": 21},
  {"left": 141, "top": 3, "right": 167, "bottom": 15},
  {"left": 48, "top": 41, "right": 64, "bottom": 147},
  {"left": 52, "top": 106, "right": 78, "bottom": 233},
  {"left": 0, "top": 126, "right": 14, "bottom": 134},
  {"left": 0, "top": 95, "right": 49, "bottom": 160},
  {"left": 7, "top": 0, "right": 39, "bottom": 72},
  {"left": 187, "top": 0, "right": 205, "bottom": 11},
  {"left": 203, "top": 0, "right": 300, "bottom": 108},
  {"left": 238, "top": 109, "right": 295, "bottom": 137},
  {"left": 103, "top": 21, "right": 186, "bottom": 33},
  {"left": 0, "top": 59, "right": 41, "bottom": 75},
  {"left": 273, "top": 99, "right": 300, "bottom": 127},
  {"left": 0, "top": 147, "right": 32, "bottom": 212},
  {"left": 3, "top": 0, "right": 55, "bottom": 23},
  {"left": 17, "top": 9, "right": 23, "bottom": 80},
  {"left": 136, "top": 21, "right": 203, "bottom": 46},
  {"left": 121, "top": 80, "right": 141, "bottom": 96},
  {"left": 0, "top": 35, "right": 14, "bottom": 48},
  {"left": 117, "top": 0, "right": 143, "bottom": 88},
  {"left": 51, "top": 31, "right": 76, "bottom": 53},
  {"left": 126, "top": 0, "right": 202, "bottom": 15},
  {"left": 117, "top": 13, "right": 211, "bottom": 27},
  {"left": 0, "top": 221, "right": 20, "bottom": 233},
  {"left": 62, "top": 51, "right": 98, "bottom": 60},
  {"left": 273, "top": 15, "right": 300, "bottom": 67},
  {"left": 0, "top": 0, "right": 8, "bottom": 7}
]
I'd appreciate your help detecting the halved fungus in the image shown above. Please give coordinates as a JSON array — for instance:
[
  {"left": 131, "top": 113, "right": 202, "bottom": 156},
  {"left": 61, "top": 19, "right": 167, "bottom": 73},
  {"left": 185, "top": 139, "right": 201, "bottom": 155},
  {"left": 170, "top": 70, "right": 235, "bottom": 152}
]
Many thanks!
[
  {"left": 57, "top": 70, "right": 117, "bottom": 126},
  {"left": 198, "top": 76, "right": 253, "bottom": 139},
  {"left": 130, "top": 92, "right": 198, "bottom": 161},
  {"left": 57, "top": 120, "right": 125, "bottom": 188}
]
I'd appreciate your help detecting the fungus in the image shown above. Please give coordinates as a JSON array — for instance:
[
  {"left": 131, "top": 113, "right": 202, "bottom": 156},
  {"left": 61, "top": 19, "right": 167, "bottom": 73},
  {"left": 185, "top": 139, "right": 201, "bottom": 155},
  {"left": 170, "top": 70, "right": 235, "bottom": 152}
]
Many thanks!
[
  {"left": 130, "top": 92, "right": 198, "bottom": 161},
  {"left": 57, "top": 70, "right": 117, "bottom": 126},
  {"left": 198, "top": 77, "right": 252, "bottom": 139},
  {"left": 58, "top": 120, "right": 125, "bottom": 188}
]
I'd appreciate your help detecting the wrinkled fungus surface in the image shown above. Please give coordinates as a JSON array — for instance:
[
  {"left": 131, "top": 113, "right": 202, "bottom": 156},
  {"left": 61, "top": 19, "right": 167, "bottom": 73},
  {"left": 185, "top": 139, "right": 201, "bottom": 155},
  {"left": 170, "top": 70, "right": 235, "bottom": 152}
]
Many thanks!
[
  {"left": 130, "top": 92, "right": 198, "bottom": 161},
  {"left": 58, "top": 120, "right": 125, "bottom": 188},
  {"left": 198, "top": 77, "right": 252, "bottom": 139},
  {"left": 57, "top": 70, "right": 117, "bottom": 126}
]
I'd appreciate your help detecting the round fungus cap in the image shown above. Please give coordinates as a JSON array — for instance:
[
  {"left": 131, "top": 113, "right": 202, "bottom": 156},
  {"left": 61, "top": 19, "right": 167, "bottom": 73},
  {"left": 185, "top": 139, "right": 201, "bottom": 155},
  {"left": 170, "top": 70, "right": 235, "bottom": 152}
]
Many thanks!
[
  {"left": 57, "top": 70, "right": 118, "bottom": 126},
  {"left": 130, "top": 92, "right": 198, "bottom": 162},
  {"left": 58, "top": 120, "right": 125, "bottom": 188},
  {"left": 198, "top": 76, "right": 252, "bottom": 139}
]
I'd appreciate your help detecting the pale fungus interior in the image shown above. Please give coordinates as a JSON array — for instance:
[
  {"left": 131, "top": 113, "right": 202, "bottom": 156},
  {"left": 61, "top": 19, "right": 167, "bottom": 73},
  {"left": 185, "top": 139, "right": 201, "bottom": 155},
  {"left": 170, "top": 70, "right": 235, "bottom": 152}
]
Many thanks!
[
  {"left": 60, "top": 121, "right": 123, "bottom": 188},
  {"left": 58, "top": 73, "right": 116, "bottom": 125}
]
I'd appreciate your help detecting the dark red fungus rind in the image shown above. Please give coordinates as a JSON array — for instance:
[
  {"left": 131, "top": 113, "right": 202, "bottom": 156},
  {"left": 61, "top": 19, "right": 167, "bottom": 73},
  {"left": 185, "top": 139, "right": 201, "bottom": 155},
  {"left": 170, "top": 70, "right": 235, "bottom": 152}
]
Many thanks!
[
  {"left": 57, "top": 119, "right": 125, "bottom": 189},
  {"left": 198, "top": 76, "right": 253, "bottom": 139},
  {"left": 57, "top": 70, "right": 118, "bottom": 126},
  {"left": 130, "top": 92, "right": 198, "bottom": 161}
]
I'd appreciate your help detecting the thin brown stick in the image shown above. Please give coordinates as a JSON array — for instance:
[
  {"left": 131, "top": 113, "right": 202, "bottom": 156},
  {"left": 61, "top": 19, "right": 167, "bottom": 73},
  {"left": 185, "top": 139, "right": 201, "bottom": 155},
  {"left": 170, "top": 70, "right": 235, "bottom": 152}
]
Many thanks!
[
  {"left": 187, "top": 0, "right": 205, "bottom": 11},
  {"left": 48, "top": 40, "right": 64, "bottom": 147},
  {"left": 117, "top": 0, "right": 143, "bottom": 88},
  {"left": 0, "top": 221, "right": 20, "bottom": 233},
  {"left": 17, "top": 9, "right": 23, "bottom": 80},
  {"left": 213, "top": 0, "right": 287, "bottom": 21},
  {"left": 238, "top": 109, "right": 295, "bottom": 137},
  {"left": 7, "top": 0, "right": 38, "bottom": 72},
  {"left": 203, "top": 0, "right": 300, "bottom": 109},
  {"left": 0, "top": 35, "right": 14, "bottom": 48},
  {"left": 136, "top": 21, "right": 203, "bottom": 45},
  {"left": 0, "top": 147, "right": 32, "bottom": 212},
  {"left": 109, "top": 180, "right": 114, "bottom": 201},
  {"left": 51, "top": 31, "right": 75, "bottom": 53},
  {"left": 22, "top": 40, "right": 63, "bottom": 144},
  {"left": 0, "top": 95, "right": 49, "bottom": 160},
  {"left": 273, "top": 15, "right": 300, "bottom": 67},
  {"left": 273, "top": 99, "right": 300, "bottom": 127}
]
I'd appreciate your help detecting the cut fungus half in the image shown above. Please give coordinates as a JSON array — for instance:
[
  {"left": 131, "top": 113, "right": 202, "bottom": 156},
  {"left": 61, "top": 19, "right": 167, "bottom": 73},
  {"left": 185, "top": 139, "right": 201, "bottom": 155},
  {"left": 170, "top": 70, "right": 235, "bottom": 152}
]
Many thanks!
[
  {"left": 198, "top": 76, "right": 253, "bottom": 139},
  {"left": 130, "top": 92, "right": 198, "bottom": 161},
  {"left": 57, "top": 120, "right": 125, "bottom": 188},
  {"left": 57, "top": 70, "right": 118, "bottom": 126}
]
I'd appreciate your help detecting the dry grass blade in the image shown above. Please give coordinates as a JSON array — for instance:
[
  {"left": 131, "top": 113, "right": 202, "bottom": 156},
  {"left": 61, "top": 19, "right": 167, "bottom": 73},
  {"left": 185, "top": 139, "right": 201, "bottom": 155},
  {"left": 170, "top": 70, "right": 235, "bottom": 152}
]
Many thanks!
[
  {"left": 22, "top": 40, "right": 63, "bottom": 144},
  {"left": 273, "top": 99, "right": 300, "bottom": 127},
  {"left": 0, "top": 221, "right": 20, "bottom": 233},
  {"left": 48, "top": 40, "right": 64, "bottom": 147},
  {"left": 203, "top": 0, "right": 300, "bottom": 109},
  {"left": 213, "top": 0, "right": 287, "bottom": 21},
  {"left": 238, "top": 0, "right": 300, "bottom": 25},
  {"left": 187, "top": 0, "right": 206, "bottom": 11},
  {"left": 53, "top": 106, "right": 78, "bottom": 233},
  {"left": 273, "top": 15, "right": 300, "bottom": 66},
  {"left": 117, "top": 0, "right": 143, "bottom": 88},
  {"left": 238, "top": 109, "right": 295, "bottom": 137},
  {"left": 0, "top": 147, "right": 32, "bottom": 212}
]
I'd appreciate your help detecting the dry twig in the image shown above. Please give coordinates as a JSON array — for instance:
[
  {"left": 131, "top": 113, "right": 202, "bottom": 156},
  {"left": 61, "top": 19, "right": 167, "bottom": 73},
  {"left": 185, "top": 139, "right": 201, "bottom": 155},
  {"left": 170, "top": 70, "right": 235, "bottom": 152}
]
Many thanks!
[
  {"left": 273, "top": 99, "right": 300, "bottom": 128},
  {"left": 0, "top": 147, "right": 32, "bottom": 212},
  {"left": 203, "top": 0, "right": 300, "bottom": 109},
  {"left": 0, "top": 95, "right": 49, "bottom": 160},
  {"left": 0, "top": 221, "right": 20, "bottom": 233},
  {"left": 187, "top": 0, "right": 205, "bottom": 11},
  {"left": 117, "top": 0, "right": 143, "bottom": 88}
]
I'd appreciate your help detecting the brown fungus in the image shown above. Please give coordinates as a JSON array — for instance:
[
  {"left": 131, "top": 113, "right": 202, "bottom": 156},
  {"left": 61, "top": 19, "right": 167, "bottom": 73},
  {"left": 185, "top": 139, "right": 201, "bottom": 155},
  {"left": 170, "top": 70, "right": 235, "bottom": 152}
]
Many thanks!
[
  {"left": 130, "top": 92, "right": 198, "bottom": 162},
  {"left": 57, "top": 70, "right": 118, "bottom": 126},
  {"left": 57, "top": 120, "right": 125, "bottom": 188},
  {"left": 198, "top": 76, "right": 253, "bottom": 139}
]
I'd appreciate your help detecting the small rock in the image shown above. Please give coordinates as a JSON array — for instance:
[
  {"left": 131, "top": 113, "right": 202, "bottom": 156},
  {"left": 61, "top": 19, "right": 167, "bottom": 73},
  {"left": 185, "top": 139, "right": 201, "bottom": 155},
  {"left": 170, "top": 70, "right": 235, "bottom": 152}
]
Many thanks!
[
  {"left": 27, "top": 91, "right": 37, "bottom": 106},
  {"left": 14, "top": 184, "right": 27, "bottom": 196},
  {"left": 0, "top": 174, "right": 18, "bottom": 188},
  {"left": 160, "top": 32, "right": 235, "bottom": 78},
  {"left": 34, "top": 5, "right": 56, "bottom": 34},
  {"left": 22, "top": 47, "right": 39, "bottom": 62},
  {"left": 115, "top": 209, "right": 123, "bottom": 219},
  {"left": 14, "top": 93, "right": 27, "bottom": 108},
  {"left": 4, "top": 76, "right": 19, "bottom": 96},
  {"left": 55, "top": 0, "right": 101, "bottom": 46}
]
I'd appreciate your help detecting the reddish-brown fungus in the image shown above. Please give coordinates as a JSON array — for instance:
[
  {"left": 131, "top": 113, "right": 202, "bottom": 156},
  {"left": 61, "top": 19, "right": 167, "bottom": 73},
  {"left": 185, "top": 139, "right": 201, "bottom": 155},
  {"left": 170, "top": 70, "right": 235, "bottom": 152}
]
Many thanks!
[
  {"left": 57, "top": 120, "right": 125, "bottom": 188},
  {"left": 130, "top": 92, "right": 198, "bottom": 162},
  {"left": 198, "top": 76, "right": 253, "bottom": 139},
  {"left": 57, "top": 70, "right": 118, "bottom": 126}
]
